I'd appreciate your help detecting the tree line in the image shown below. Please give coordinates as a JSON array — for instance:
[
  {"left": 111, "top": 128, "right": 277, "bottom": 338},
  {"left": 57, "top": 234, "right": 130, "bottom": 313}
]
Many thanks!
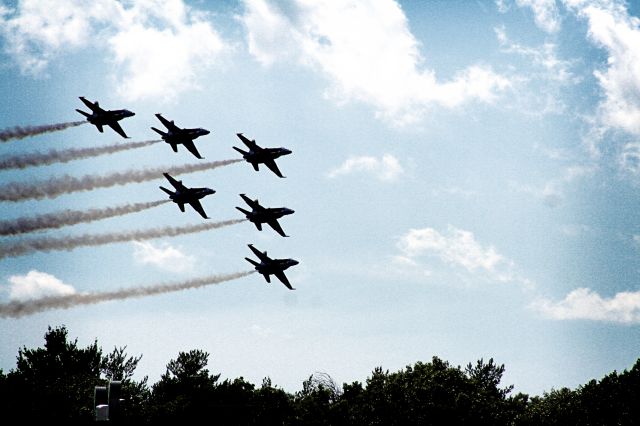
[{"left": 0, "top": 325, "right": 638, "bottom": 424}]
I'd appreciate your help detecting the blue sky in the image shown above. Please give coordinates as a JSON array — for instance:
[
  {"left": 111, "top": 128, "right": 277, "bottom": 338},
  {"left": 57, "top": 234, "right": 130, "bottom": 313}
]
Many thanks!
[{"left": 1, "top": 0, "right": 640, "bottom": 396}]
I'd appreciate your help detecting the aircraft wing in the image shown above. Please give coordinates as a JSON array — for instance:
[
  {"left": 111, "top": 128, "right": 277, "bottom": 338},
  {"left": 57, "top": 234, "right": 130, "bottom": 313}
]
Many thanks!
[
  {"left": 274, "top": 271, "right": 294, "bottom": 290},
  {"left": 182, "top": 140, "right": 203, "bottom": 159},
  {"left": 163, "top": 173, "right": 186, "bottom": 191},
  {"left": 108, "top": 121, "right": 129, "bottom": 138},
  {"left": 189, "top": 200, "right": 208, "bottom": 219},
  {"left": 236, "top": 133, "right": 257, "bottom": 149},
  {"left": 240, "top": 194, "right": 262, "bottom": 210},
  {"left": 79, "top": 97, "right": 103, "bottom": 113},
  {"left": 267, "top": 219, "right": 288, "bottom": 237},
  {"left": 263, "top": 158, "right": 284, "bottom": 178},
  {"left": 156, "top": 114, "right": 180, "bottom": 132},
  {"left": 248, "top": 244, "right": 270, "bottom": 263}
]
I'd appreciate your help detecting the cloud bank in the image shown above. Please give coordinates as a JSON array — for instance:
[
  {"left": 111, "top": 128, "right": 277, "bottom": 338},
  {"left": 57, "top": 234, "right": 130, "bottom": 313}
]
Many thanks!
[
  {"left": 241, "top": 0, "right": 510, "bottom": 125},
  {"left": 0, "top": 0, "right": 228, "bottom": 101},
  {"left": 533, "top": 287, "right": 640, "bottom": 324}
]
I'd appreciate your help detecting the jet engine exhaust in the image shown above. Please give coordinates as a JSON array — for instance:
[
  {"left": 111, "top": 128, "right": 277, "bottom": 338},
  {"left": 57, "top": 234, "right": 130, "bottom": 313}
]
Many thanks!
[
  {"left": 0, "top": 200, "right": 170, "bottom": 236},
  {"left": 0, "top": 270, "right": 254, "bottom": 318},
  {"left": 0, "top": 139, "right": 162, "bottom": 170},
  {"left": 0, "top": 219, "right": 245, "bottom": 260},
  {"left": 0, "top": 121, "right": 86, "bottom": 142},
  {"left": 0, "top": 159, "right": 243, "bottom": 202}
]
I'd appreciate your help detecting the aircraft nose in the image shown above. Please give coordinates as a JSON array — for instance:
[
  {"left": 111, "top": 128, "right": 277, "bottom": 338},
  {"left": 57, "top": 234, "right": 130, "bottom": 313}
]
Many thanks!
[
  {"left": 286, "top": 209, "right": 295, "bottom": 215},
  {"left": 202, "top": 129, "right": 210, "bottom": 135},
  {"left": 291, "top": 260, "right": 299, "bottom": 266}
]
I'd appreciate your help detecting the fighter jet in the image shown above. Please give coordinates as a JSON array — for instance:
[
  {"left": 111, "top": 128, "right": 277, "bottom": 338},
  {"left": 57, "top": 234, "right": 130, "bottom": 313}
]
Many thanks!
[
  {"left": 159, "top": 173, "right": 215, "bottom": 219},
  {"left": 233, "top": 133, "right": 292, "bottom": 178},
  {"left": 245, "top": 244, "right": 299, "bottom": 290},
  {"left": 75, "top": 97, "right": 135, "bottom": 138},
  {"left": 151, "top": 113, "right": 210, "bottom": 159},
  {"left": 236, "top": 194, "right": 294, "bottom": 237}
]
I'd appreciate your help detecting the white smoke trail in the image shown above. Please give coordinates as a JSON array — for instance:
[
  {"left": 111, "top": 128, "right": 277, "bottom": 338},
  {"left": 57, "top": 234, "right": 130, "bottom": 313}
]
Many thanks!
[
  {"left": 0, "top": 159, "right": 243, "bottom": 202},
  {"left": 0, "top": 271, "right": 254, "bottom": 318},
  {"left": 0, "top": 200, "right": 170, "bottom": 236},
  {"left": 0, "top": 139, "right": 162, "bottom": 170},
  {"left": 0, "top": 219, "right": 245, "bottom": 259},
  {"left": 0, "top": 121, "right": 86, "bottom": 142}
]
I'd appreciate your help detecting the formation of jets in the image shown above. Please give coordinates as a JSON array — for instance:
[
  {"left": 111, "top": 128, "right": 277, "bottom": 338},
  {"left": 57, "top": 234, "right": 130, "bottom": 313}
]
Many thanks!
[{"left": 77, "top": 97, "right": 299, "bottom": 290}]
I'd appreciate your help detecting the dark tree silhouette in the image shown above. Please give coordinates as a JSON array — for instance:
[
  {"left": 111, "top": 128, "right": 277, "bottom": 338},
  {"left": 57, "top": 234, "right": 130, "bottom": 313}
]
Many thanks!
[
  {"left": 2, "top": 325, "right": 640, "bottom": 424},
  {"left": 1, "top": 325, "right": 102, "bottom": 420},
  {"left": 147, "top": 349, "right": 220, "bottom": 421}
]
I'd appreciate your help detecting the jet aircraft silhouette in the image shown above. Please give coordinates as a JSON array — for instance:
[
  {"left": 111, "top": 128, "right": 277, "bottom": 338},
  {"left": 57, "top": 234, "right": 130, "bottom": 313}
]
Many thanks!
[
  {"left": 76, "top": 97, "right": 134, "bottom": 138},
  {"left": 159, "top": 173, "right": 215, "bottom": 219},
  {"left": 233, "top": 133, "right": 292, "bottom": 178},
  {"left": 236, "top": 194, "right": 294, "bottom": 237},
  {"left": 245, "top": 244, "right": 298, "bottom": 290},
  {"left": 151, "top": 113, "right": 210, "bottom": 159}
]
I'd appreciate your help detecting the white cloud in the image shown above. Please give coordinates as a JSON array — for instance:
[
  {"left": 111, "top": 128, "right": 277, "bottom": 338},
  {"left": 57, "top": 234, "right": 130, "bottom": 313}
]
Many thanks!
[
  {"left": 132, "top": 241, "right": 196, "bottom": 273},
  {"left": 0, "top": 0, "right": 228, "bottom": 101},
  {"left": 515, "top": 0, "right": 562, "bottom": 33},
  {"left": 494, "top": 25, "right": 578, "bottom": 116},
  {"left": 7, "top": 270, "right": 76, "bottom": 301},
  {"left": 532, "top": 287, "right": 640, "bottom": 323},
  {"left": 563, "top": 1, "right": 640, "bottom": 136},
  {"left": 396, "top": 225, "right": 522, "bottom": 284},
  {"left": 241, "top": 0, "right": 510, "bottom": 125},
  {"left": 495, "top": 26, "right": 574, "bottom": 84},
  {"left": 0, "top": 0, "right": 119, "bottom": 75},
  {"left": 107, "top": 0, "right": 228, "bottom": 102},
  {"left": 327, "top": 154, "right": 403, "bottom": 181}
]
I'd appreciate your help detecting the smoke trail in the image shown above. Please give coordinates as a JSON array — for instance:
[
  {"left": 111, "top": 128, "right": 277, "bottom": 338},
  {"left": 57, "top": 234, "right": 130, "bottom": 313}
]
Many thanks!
[
  {"left": 0, "top": 139, "right": 162, "bottom": 170},
  {"left": 0, "top": 159, "right": 243, "bottom": 202},
  {"left": 0, "top": 199, "right": 170, "bottom": 236},
  {"left": 0, "top": 121, "right": 86, "bottom": 142},
  {"left": 0, "top": 219, "right": 244, "bottom": 260},
  {"left": 0, "top": 270, "right": 254, "bottom": 318}
]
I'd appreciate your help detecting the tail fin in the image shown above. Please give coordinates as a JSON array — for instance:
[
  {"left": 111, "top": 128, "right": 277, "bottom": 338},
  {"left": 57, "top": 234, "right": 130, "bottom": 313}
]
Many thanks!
[
  {"left": 75, "top": 109, "right": 90, "bottom": 118},
  {"left": 159, "top": 186, "right": 174, "bottom": 196},
  {"left": 236, "top": 207, "right": 251, "bottom": 216},
  {"left": 245, "top": 257, "right": 259, "bottom": 267},
  {"left": 151, "top": 127, "right": 166, "bottom": 137},
  {"left": 233, "top": 146, "right": 248, "bottom": 156}
]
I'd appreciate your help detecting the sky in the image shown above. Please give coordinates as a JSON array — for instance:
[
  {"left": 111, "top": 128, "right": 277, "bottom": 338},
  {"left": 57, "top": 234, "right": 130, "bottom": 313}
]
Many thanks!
[{"left": 1, "top": 0, "right": 640, "bottom": 396}]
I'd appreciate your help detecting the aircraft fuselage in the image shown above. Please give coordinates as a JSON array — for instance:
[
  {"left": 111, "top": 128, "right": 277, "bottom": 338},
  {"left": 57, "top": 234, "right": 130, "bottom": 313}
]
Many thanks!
[
  {"left": 256, "top": 259, "right": 299, "bottom": 276},
  {"left": 86, "top": 109, "right": 135, "bottom": 126},
  {"left": 244, "top": 147, "right": 292, "bottom": 163},
  {"left": 169, "top": 187, "right": 215, "bottom": 204},
  {"left": 162, "top": 128, "right": 210, "bottom": 144},
  {"left": 248, "top": 207, "right": 294, "bottom": 224}
]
